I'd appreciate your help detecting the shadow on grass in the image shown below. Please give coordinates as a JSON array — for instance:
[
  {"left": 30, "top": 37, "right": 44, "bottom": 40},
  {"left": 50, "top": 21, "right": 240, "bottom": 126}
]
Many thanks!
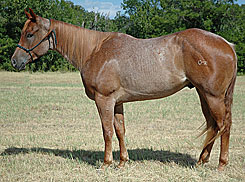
[{"left": 1, "top": 147, "right": 197, "bottom": 168}]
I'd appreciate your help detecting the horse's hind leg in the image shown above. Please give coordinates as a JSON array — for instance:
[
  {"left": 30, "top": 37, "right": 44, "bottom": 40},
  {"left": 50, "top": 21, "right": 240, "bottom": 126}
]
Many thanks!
[
  {"left": 197, "top": 89, "right": 218, "bottom": 165},
  {"left": 219, "top": 122, "right": 231, "bottom": 171},
  {"left": 199, "top": 92, "right": 230, "bottom": 170},
  {"left": 114, "top": 104, "right": 129, "bottom": 168},
  {"left": 219, "top": 100, "right": 232, "bottom": 171}
]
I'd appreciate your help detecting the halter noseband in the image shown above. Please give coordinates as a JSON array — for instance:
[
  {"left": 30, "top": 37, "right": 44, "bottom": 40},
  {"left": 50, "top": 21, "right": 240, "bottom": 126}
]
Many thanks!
[{"left": 16, "top": 19, "right": 57, "bottom": 63}]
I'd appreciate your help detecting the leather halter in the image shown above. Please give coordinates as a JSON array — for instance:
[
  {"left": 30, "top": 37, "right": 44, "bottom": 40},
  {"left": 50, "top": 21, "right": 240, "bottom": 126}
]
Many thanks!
[{"left": 16, "top": 19, "right": 57, "bottom": 63}]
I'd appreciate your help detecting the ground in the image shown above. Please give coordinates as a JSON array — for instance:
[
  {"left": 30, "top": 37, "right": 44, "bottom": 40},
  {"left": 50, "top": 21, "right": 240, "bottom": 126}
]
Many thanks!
[{"left": 0, "top": 72, "right": 244, "bottom": 181}]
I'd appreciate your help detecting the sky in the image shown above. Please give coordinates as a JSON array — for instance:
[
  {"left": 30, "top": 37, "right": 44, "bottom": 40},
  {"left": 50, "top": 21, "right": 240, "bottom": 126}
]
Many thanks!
[
  {"left": 237, "top": 0, "right": 245, "bottom": 5},
  {"left": 70, "top": 0, "right": 244, "bottom": 19},
  {"left": 70, "top": 0, "right": 124, "bottom": 18}
]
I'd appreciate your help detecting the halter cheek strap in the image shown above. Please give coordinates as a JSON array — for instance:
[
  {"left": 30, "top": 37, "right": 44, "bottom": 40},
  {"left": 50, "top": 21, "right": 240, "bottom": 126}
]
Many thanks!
[{"left": 16, "top": 19, "right": 57, "bottom": 63}]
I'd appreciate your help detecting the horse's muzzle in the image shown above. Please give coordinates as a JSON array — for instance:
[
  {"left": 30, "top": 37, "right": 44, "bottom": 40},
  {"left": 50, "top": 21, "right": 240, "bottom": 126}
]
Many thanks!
[{"left": 11, "top": 58, "right": 26, "bottom": 70}]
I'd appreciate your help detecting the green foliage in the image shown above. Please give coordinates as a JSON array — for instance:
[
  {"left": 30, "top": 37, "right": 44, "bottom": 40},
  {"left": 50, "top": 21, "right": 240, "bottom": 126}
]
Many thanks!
[{"left": 0, "top": 0, "right": 245, "bottom": 73}]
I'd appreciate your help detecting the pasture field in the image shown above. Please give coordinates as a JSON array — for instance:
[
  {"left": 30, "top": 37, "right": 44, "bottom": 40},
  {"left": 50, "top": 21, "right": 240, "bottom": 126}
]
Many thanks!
[{"left": 0, "top": 71, "right": 244, "bottom": 182}]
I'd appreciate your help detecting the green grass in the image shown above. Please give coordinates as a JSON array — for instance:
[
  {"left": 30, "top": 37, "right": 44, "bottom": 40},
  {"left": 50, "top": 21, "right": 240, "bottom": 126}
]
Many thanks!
[{"left": 0, "top": 71, "right": 244, "bottom": 181}]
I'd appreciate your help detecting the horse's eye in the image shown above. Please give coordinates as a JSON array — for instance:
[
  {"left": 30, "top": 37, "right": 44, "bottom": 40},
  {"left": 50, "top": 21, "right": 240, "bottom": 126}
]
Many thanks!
[{"left": 26, "top": 33, "right": 33, "bottom": 38}]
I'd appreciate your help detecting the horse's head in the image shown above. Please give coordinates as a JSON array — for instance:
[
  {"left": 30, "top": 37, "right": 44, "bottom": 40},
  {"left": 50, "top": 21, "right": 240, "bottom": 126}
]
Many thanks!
[{"left": 11, "top": 8, "right": 56, "bottom": 70}]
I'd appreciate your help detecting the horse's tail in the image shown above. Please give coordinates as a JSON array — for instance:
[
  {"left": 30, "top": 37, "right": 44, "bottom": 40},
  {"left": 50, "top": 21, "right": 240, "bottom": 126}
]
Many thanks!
[
  {"left": 224, "top": 43, "right": 237, "bottom": 116},
  {"left": 223, "top": 43, "right": 237, "bottom": 130},
  {"left": 201, "top": 43, "right": 237, "bottom": 148}
]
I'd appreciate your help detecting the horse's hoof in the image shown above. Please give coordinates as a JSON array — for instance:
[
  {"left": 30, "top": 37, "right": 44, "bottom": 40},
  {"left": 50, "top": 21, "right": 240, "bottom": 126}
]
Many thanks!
[
  {"left": 117, "top": 160, "right": 127, "bottom": 169},
  {"left": 196, "top": 161, "right": 203, "bottom": 168},
  {"left": 217, "top": 164, "right": 226, "bottom": 171},
  {"left": 100, "top": 162, "right": 112, "bottom": 170},
  {"left": 197, "top": 156, "right": 209, "bottom": 166},
  {"left": 197, "top": 160, "right": 202, "bottom": 166}
]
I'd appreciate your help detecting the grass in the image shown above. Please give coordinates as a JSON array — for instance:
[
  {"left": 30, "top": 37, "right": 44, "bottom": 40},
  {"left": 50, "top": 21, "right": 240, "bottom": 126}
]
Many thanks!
[{"left": 0, "top": 71, "right": 244, "bottom": 182}]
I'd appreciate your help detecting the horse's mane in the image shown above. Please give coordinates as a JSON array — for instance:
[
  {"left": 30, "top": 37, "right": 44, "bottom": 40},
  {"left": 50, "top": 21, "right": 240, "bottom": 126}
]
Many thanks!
[{"left": 53, "top": 20, "right": 114, "bottom": 69}]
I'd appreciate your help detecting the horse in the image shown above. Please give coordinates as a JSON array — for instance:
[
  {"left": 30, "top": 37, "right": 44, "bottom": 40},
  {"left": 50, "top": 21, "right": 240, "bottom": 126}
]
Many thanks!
[{"left": 11, "top": 8, "right": 237, "bottom": 171}]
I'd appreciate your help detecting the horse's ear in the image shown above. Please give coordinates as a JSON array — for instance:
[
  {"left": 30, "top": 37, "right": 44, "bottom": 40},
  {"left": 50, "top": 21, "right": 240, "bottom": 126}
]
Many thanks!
[
  {"left": 29, "top": 8, "right": 37, "bottom": 22},
  {"left": 25, "top": 9, "right": 32, "bottom": 19}
]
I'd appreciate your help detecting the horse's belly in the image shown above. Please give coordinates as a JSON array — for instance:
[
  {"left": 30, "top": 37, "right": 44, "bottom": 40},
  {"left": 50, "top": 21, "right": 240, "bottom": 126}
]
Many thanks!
[{"left": 119, "top": 69, "right": 188, "bottom": 102}]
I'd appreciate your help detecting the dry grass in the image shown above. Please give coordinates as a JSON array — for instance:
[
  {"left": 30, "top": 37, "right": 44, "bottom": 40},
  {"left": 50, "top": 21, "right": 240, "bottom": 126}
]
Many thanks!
[{"left": 0, "top": 71, "right": 244, "bottom": 182}]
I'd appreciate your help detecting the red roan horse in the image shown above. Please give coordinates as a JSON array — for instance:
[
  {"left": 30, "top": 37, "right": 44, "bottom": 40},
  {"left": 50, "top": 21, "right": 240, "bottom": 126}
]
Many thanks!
[{"left": 11, "top": 9, "right": 237, "bottom": 171}]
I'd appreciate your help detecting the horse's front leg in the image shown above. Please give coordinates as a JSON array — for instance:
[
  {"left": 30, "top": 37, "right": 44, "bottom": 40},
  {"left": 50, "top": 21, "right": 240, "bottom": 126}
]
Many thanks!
[
  {"left": 95, "top": 92, "right": 115, "bottom": 169},
  {"left": 114, "top": 104, "right": 129, "bottom": 168}
]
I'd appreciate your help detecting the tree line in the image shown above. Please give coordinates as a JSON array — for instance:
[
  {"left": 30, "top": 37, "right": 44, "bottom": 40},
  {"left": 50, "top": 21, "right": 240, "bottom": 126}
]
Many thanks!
[{"left": 1, "top": 0, "right": 244, "bottom": 73}]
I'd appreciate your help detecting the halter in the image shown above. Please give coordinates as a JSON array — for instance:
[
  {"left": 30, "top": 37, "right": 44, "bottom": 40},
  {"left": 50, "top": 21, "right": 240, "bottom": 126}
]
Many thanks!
[{"left": 16, "top": 19, "right": 57, "bottom": 63}]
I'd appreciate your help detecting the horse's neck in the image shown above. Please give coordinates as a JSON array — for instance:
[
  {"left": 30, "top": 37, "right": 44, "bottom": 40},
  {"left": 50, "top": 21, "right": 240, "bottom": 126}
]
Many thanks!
[{"left": 52, "top": 20, "right": 113, "bottom": 70}]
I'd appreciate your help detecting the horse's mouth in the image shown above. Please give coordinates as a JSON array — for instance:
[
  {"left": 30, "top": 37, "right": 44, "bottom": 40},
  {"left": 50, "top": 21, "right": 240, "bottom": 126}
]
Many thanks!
[
  {"left": 19, "top": 58, "right": 33, "bottom": 70},
  {"left": 18, "top": 62, "right": 26, "bottom": 71}
]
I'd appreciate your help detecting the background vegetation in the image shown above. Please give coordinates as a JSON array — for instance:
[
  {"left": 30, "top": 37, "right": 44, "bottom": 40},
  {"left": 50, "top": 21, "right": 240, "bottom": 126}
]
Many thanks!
[{"left": 1, "top": 0, "right": 245, "bottom": 73}]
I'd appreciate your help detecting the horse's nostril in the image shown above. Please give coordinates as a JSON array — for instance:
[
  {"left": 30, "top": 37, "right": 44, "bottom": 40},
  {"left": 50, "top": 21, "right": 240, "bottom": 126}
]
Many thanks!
[{"left": 11, "top": 59, "right": 17, "bottom": 67}]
